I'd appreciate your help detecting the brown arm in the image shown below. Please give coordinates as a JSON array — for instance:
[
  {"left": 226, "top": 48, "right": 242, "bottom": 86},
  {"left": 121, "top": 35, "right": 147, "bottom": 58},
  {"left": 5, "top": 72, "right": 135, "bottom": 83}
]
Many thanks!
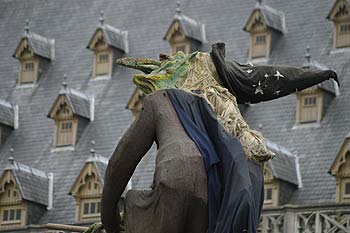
[{"left": 101, "top": 95, "right": 156, "bottom": 233}]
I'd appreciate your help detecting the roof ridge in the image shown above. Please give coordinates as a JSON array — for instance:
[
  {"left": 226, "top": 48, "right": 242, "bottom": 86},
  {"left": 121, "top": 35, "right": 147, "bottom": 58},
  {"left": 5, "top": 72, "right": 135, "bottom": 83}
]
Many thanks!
[
  {"left": 179, "top": 14, "right": 200, "bottom": 26},
  {"left": 0, "top": 99, "right": 13, "bottom": 108},
  {"left": 266, "top": 139, "right": 294, "bottom": 157},
  {"left": 12, "top": 161, "right": 49, "bottom": 179},
  {"left": 104, "top": 24, "right": 126, "bottom": 35},
  {"left": 87, "top": 153, "right": 108, "bottom": 164},
  {"left": 258, "top": 3, "right": 284, "bottom": 16},
  {"left": 28, "top": 31, "right": 50, "bottom": 44},
  {"left": 61, "top": 86, "right": 89, "bottom": 100}
]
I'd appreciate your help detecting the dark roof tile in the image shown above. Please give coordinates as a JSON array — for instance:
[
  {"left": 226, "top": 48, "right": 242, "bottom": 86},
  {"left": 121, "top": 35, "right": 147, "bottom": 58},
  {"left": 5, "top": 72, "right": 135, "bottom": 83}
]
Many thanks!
[
  {"left": 0, "top": 100, "right": 15, "bottom": 128},
  {"left": 266, "top": 140, "right": 299, "bottom": 186}
]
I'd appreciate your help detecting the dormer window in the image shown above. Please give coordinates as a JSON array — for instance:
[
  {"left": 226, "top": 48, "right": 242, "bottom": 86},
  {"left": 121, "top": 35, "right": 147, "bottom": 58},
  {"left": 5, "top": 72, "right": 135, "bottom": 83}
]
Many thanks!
[
  {"left": 2, "top": 208, "right": 22, "bottom": 225},
  {"left": 69, "top": 154, "right": 108, "bottom": 222},
  {"left": 126, "top": 88, "right": 145, "bottom": 122},
  {"left": 95, "top": 51, "right": 111, "bottom": 76},
  {"left": 56, "top": 119, "right": 76, "bottom": 146},
  {"left": 48, "top": 79, "right": 92, "bottom": 148},
  {"left": 164, "top": 3, "right": 206, "bottom": 55},
  {"left": 16, "top": 40, "right": 38, "bottom": 84},
  {"left": 262, "top": 164, "right": 278, "bottom": 207},
  {"left": 263, "top": 185, "right": 273, "bottom": 204},
  {"left": 327, "top": 0, "right": 350, "bottom": 48},
  {"left": 174, "top": 43, "right": 189, "bottom": 54},
  {"left": 13, "top": 20, "right": 54, "bottom": 85},
  {"left": 0, "top": 180, "right": 22, "bottom": 226},
  {"left": 252, "top": 32, "right": 269, "bottom": 58},
  {"left": 51, "top": 97, "right": 77, "bottom": 147},
  {"left": 82, "top": 199, "right": 101, "bottom": 218},
  {"left": 262, "top": 141, "right": 299, "bottom": 208},
  {"left": 296, "top": 48, "right": 337, "bottom": 125},
  {"left": 87, "top": 11, "right": 128, "bottom": 79},
  {"left": 20, "top": 60, "right": 36, "bottom": 83},
  {"left": 337, "top": 22, "right": 350, "bottom": 47},
  {"left": 296, "top": 90, "right": 321, "bottom": 124},
  {"left": 243, "top": 3, "right": 285, "bottom": 60},
  {"left": 344, "top": 179, "right": 350, "bottom": 197},
  {"left": 330, "top": 136, "right": 350, "bottom": 203},
  {"left": 0, "top": 158, "right": 51, "bottom": 229},
  {"left": 0, "top": 100, "right": 18, "bottom": 145}
]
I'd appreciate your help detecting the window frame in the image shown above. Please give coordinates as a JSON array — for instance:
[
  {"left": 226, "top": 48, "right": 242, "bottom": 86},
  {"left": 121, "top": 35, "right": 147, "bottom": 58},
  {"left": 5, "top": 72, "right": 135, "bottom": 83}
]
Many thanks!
[
  {"left": 335, "top": 21, "right": 350, "bottom": 48},
  {"left": 264, "top": 186, "right": 273, "bottom": 204},
  {"left": 297, "top": 91, "right": 322, "bottom": 124},
  {"left": 250, "top": 32, "right": 270, "bottom": 59},
  {"left": 0, "top": 207, "right": 22, "bottom": 225},
  {"left": 171, "top": 42, "right": 190, "bottom": 55},
  {"left": 97, "top": 52, "right": 109, "bottom": 64},
  {"left": 302, "top": 95, "right": 317, "bottom": 107},
  {"left": 80, "top": 199, "right": 101, "bottom": 219},
  {"left": 94, "top": 50, "right": 112, "bottom": 77},
  {"left": 343, "top": 179, "right": 350, "bottom": 198},
  {"left": 19, "top": 59, "right": 37, "bottom": 84},
  {"left": 55, "top": 118, "right": 77, "bottom": 147}
]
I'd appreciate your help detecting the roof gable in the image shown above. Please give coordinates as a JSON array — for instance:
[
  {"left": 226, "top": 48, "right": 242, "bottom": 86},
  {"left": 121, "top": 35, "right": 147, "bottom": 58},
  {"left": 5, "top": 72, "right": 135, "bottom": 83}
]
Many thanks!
[
  {"left": 48, "top": 86, "right": 91, "bottom": 120},
  {"left": 164, "top": 12, "right": 206, "bottom": 43},
  {"left": 126, "top": 88, "right": 144, "bottom": 111},
  {"left": 69, "top": 155, "right": 107, "bottom": 196},
  {"left": 13, "top": 30, "right": 54, "bottom": 60},
  {"left": 327, "top": 0, "right": 350, "bottom": 20},
  {"left": 87, "top": 26, "right": 128, "bottom": 53},
  {"left": 0, "top": 160, "right": 49, "bottom": 206},
  {"left": 244, "top": 3, "right": 285, "bottom": 33},
  {"left": 330, "top": 135, "right": 350, "bottom": 175},
  {"left": 0, "top": 170, "right": 22, "bottom": 203}
]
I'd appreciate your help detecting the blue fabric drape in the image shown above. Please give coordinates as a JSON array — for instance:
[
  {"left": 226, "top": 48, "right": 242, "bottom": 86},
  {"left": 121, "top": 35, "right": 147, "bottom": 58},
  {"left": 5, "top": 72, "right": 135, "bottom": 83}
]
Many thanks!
[{"left": 167, "top": 89, "right": 264, "bottom": 233}]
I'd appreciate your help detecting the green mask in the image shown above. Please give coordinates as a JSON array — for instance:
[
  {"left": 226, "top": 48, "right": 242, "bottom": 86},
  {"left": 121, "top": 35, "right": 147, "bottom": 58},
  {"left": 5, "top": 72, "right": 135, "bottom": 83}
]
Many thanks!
[{"left": 116, "top": 51, "right": 197, "bottom": 94}]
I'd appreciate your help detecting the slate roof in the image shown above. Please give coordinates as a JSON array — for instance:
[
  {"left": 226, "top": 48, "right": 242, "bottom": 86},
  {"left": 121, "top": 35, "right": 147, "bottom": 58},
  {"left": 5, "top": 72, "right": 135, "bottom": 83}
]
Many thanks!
[
  {"left": 244, "top": 3, "right": 286, "bottom": 33},
  {"left": 0, "top": 0, "right": 349, "bottom": 227},
  {"left": 5, "top": 159, "right": 50, "bottom": 206},
  {"left": 266, "top": 140, "right": 299, "bottom": 186},
  {"left": 165, "top": 11, "right": 206, "bottom": 43},
  {"left": 0, "top": 100, "right": 15, "bottom": 128},
  {"left": 14, "top": 31, "right": 54, "bottom": 60}
]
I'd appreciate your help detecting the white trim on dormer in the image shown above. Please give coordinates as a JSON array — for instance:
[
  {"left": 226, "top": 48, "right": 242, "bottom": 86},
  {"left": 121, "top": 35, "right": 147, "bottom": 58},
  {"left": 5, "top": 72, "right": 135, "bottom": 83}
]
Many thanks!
[
  {"left": 14, "top": 105, "right": 19, "bottom": 130},
  {"left": 47, "top": 173, "right": 54, "bottom": 210},
  {"left": 90, "top": 95, "right": 95, "bottom": 122}
]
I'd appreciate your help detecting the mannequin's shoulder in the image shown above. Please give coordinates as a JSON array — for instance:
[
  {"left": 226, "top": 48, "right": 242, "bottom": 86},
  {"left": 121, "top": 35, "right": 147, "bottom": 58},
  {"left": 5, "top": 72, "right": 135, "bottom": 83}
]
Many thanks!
[{"left": 144, "top": 90, "right": 169, "bottom": 105}]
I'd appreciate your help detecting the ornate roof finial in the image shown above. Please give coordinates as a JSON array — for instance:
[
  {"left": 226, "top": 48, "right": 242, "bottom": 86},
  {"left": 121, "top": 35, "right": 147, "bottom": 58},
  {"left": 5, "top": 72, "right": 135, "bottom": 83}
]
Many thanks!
[
  {"left": 176, "top": 1, "right": 181, "bottom": 15},
  {"left": 62, "top": 73, "right": 68, "bottom": 90},
  {"left": 305, "top": 46, "right": 311, "bottom": 63},
  {"left": 99, "top": 10, "right": 105, "bottom": 27},
  {"left": 25, "top": 19, "right": 30, "bottom": 35},
  {"left": 9, "top": 148, "right": 14, "bottom": 165},
  {"left": 90, "top": 140, "right": 96, "bottom": 158}
]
